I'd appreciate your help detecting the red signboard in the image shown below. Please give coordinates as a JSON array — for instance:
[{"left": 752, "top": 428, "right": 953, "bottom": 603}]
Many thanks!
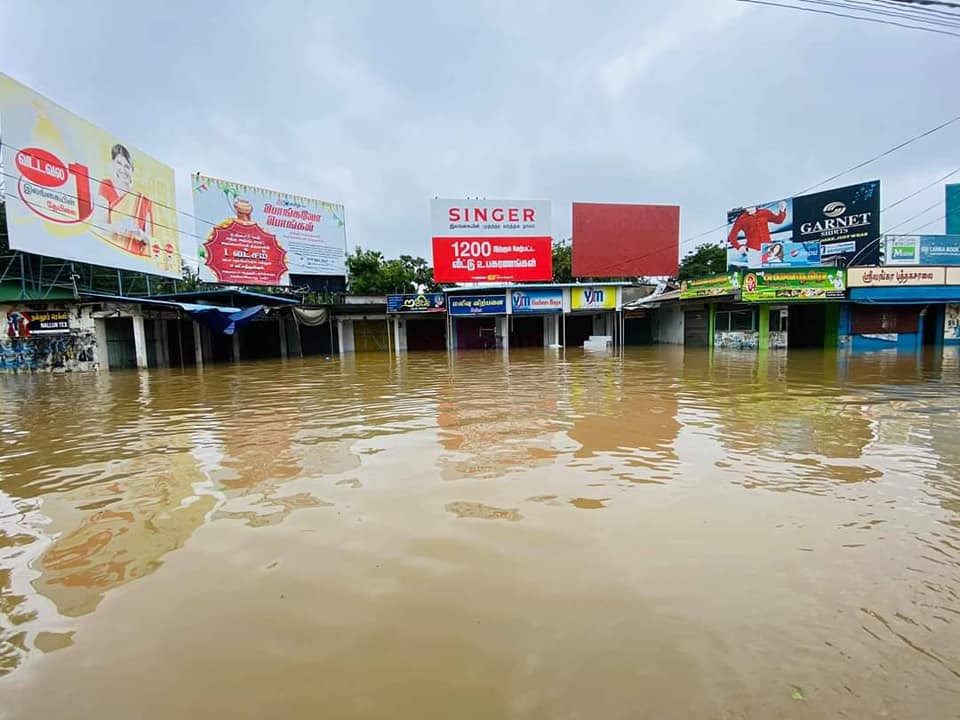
[
  {"left": 431, "top": 237, "right": 552, "bottom": 283},
  {"left": 572, "top": 203, "right": 679, "bottom": 278},
  {"left": 203, "top": 219, "right": 289, "bottom": 285}
]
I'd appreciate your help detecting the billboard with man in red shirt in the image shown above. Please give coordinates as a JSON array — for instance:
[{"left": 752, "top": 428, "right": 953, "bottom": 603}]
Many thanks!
[{"left": 727, "top": 198, "right": 792, "bottom": 269}]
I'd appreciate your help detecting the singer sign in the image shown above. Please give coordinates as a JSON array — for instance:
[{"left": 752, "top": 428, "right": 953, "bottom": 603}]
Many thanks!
[{"left": 431, "top": 199, "right": 553, "bottom": 282}]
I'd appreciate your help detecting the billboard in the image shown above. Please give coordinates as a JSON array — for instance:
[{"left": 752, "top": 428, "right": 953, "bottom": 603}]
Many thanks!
[
  {"left": 193, "top": 174, "right": 346, "bottom": 286},
  {"left": 430, "top": 199, "right": 552, "bottom": 283},
  {"left": 728, "top": 181, "right": 880, "bottom": 269},
  {"left": 741, "top": 268, "right": 845, "bottom": 302},
  {"left": 679, "top": 272, "right": 741, "bottom": 300},
  {"left": 571, "top": 203, "right": 680, "bottom": 277},
  {"left": 0, "top": 74, "right": 181, "bottom": 277},
  {"left": 386, "top": 293, "right": 446, "bottom": 313},
  {"left": 883, "top": 235, "right": 960, "bottom": 266},
  {"left": 448, "top": 294, "right": 507, "bottom": 315},
  {"left": 948, "top": 184, "right": 960, "bottom": 235},
  {"left": 570, "top": 286, "right": 618, "bottom": 311},
  {"left": 511, "top": 289, "right": 562, "bottom": 313},
  {"left": 5, "top": 309, "right": 70, "bottom": 337}
]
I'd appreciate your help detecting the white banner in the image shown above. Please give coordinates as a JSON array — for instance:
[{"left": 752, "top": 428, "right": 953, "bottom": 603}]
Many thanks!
[
  {"left": 430, "top": 199, "right": 551, "bottom": 238},
  {"left": 847, "top": 266, "right": 946, "bottom": 288}
]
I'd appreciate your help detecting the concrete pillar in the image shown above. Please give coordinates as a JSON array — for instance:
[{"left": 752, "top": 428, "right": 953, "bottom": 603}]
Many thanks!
[
  {"left": 707, "top": 303, "right": 717, "bottom": 349},
  {"left": 94, "top": 318, "right": 110, "bottom": 371},
  {"left": 193, "top": 321, "right": 204, "bottom": 367},
  {"left": 232, "top": 331, "right": 241, "bottom": 362},
  {"left": 496, "top": 316, "right": 509, "bottom": 350},
  {"left": 132, "top": 315, "right": 148, "bottom": 369},
  {"left": 278, "top": 315, "right": 288, "bottom": 359},
  {"left": 393, "top": 318, "right": 403, "bottom": 353},
  {"left": 758, "top": 304, "right": 770, "bottom": 351}
]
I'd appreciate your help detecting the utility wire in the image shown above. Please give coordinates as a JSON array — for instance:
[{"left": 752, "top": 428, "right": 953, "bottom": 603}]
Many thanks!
[
  {"left": 884, "top": 197, "right": 945, "bottom": 232},
  {"left": 869, "top": 0, "right": 960, "bottom": 20},
  {"left": 886, "top": 0, "right": 960, "bottom": 9},
  {"left": 883, "top": 166, "right": 960, "bottom": 211},
  {"left": 794, "top": 0, "right": 960, "bottom": 28},
  {"left": 900, "top": 213, "right": 948, "bottom": 233},
  {"left": 738, "top": 0, "right": 960, "bottom": 36}
]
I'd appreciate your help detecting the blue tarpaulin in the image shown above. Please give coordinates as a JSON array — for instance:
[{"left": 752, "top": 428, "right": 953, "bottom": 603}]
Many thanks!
[{"left": 184, "top": 305, "right": 266, "bottom": 336}]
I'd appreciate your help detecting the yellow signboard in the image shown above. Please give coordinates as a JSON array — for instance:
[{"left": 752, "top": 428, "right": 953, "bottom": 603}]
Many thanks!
[
  {"left": 0, "top": 74, "right": 181, "bottom": 278},
  {"left": 570, "top": 285, "right": 617, "bottom": 310}
]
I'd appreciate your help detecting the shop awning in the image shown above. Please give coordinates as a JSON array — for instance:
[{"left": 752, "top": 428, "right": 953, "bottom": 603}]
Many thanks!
[
  {"left": 79, "top": 292, "right": 267, "bottom": 335},
  {"left": 848, "top": 286, "right": 960, "bottom": 304}
]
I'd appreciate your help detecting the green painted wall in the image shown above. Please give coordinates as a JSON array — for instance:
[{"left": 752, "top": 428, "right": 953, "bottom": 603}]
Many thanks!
[
  {"left": 758, "top": 305, "right": 770, "bottom": 351},
  {"left": 823, "top": 304, "right": 841, "bottom": 349}
]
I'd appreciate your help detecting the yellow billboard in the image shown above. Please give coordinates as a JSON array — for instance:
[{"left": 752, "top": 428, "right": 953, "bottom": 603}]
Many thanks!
[
  {"left": 0, "top": 74, "right": 181, "bottom": 278},
  {"left": 570, "top": 285, "right": 618, "bottom": 310}
]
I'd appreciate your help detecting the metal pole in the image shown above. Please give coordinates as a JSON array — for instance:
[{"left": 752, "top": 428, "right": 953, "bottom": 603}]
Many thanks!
[
  {"left": 294, "top": 311, "right": 304, "bottom": 359},
  {"left": 328, "top": 314, "right": 334, "bottom": 356},
  {"left": 19, "top": 253, "right": 26, "bottom": 299},
  {"left": 117, "top": 270, "right": 123, "bottom": 296}
]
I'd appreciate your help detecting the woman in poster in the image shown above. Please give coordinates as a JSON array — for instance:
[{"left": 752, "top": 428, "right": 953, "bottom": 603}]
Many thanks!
[{"left": 96, "top": 143, "right": 155, "bottom": 257}]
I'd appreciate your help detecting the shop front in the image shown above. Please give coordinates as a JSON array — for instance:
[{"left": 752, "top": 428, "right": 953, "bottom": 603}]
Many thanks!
[
  {"left": 387, "top": 293, "right": 448, "bottom": 352},
  {"left": 509, "top": 288, "right": 562, "bottom": 348},
  {"left": 448, "top": 293, "right": 508, "bottom": 350},
  {"left": 843, "top": 266, "right": 960, "bottom": 353},
  {"left": 566, "top": 285, "right": 621, "bottom": 348}
]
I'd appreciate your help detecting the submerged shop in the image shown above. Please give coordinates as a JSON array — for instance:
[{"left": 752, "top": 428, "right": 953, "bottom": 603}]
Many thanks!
[
  {"left": 843, "top": 266, "right": 960, "bottom": 353},
  {"left": 387, "top": 293, "right": 447, "bottom": 351},
  {"left": 671, "top": 269, "right": 846, "bottom": 350}
]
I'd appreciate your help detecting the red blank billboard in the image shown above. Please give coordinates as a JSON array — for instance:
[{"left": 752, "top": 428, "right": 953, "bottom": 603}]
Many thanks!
[{"left": 572, "top": 203, "right": 680, "bottom": 278}]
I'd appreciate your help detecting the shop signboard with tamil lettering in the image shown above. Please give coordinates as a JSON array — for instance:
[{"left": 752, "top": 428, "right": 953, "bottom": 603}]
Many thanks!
[
  {"left": 847, "top": 267, "right": 946, "bottom": 287},
  {"left": 448, "top": 295, "right": 507, "bottom": 316},
  {"left": 4, "top": 310, "right": 70, "bottom": 337},
  {"left": 386, "top": 293, "right": 446, "bottom": 313},
  {"left": 741, "top": 268, "right": 846, "bottom": 302},
  {"left": 679, "top": 272, "right": 741, "bottom": 300}
]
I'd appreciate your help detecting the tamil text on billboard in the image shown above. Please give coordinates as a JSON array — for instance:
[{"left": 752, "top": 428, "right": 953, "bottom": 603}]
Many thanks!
[
  {"left": 448, "top": 294, "right": 507, "bottom": 315},
  {"left": 679, "top": 272, "right": 741, "bottom": 300},
  {"left": 193, "top": 174, "right": 346, "bottom": 286},
  {"left": 741, "top": 268, "right": 845, "bottom": 302},
  {"left": 883, "top": 235, "right": 960, "bottom": 266},
  {"left": 431, "top": 199, "right": 552, "bottom": 283},
  {"left": 386, "top": 293, "right": 446, "bottom": 313},
  {"left": 511, "top": 289, "right": 562, "bottom": 313},
  {"left": 0, "top": 74, "right": 181, "bottom": 278},
  {"left": 572, "top": 203, "right": 680, "bottom": 278},
  {"left": 570, "top": 286, "right": 618, "bottom": 311},
  {"left": 5, "top": 309, "right": 70, "bottom": 337},
  {"left": 728, "top": 181, "right": 880, "bottom": 269}
]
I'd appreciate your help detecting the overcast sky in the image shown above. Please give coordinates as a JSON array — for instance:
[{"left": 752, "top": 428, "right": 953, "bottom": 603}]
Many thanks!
[{"left": 3, "top": 0, "right": 958, "bottom": 266}]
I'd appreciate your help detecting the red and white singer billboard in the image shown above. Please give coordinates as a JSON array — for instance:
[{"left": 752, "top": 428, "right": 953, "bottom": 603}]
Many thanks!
[{"left": 431, "top": 199, "right": 553, "bottom": 283}]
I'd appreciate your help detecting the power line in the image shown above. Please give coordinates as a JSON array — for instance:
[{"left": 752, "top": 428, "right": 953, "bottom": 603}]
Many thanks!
[
  {"left": 869, "top": 0, "right": 960, "bottom": 20},
  {"left": 794, "top": 0, "right": 960, "bottom": 28},
  {"left": 738, "top": 0, "right": 960, "bottom": 36},
  {"left": 885, "top": 0, "right": 960, "bottom": 9},
  {"left": 900, "top": 212, "right": 948, "bottom": 233},
  {"left": 883, "top": 166, "right": 960, "bottom": 211},
  {"left": 884, "top": 197, "right": 945, "bottom": 232}
]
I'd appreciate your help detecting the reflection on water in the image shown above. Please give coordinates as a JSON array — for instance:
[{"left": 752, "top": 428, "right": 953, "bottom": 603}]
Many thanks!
[{"left": 1, "top": 347, "right": 959, "bottom": 718}]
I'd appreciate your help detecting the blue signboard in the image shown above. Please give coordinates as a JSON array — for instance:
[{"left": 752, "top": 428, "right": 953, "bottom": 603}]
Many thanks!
[
  {"left": 511, "top": 289, "right": 563, "bottom": 313},
  {"left": 448, "top": 294, "right": 507, "bottom": 316},
  {"left": 760, "top": 240, "right": 821, "bottom": 267},
  {"left": 884, "top": 235, "right": 960, "bottom": 266},
  {"left": 387, "top": 293, "right": 446, "bottom": 313},
  {"left": 947, "top": 184, "right": 960, "bottom": 235}
]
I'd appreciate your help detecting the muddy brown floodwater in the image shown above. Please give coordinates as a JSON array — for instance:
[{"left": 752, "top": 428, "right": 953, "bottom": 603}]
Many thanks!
[{"left": 0, "top": 347, "right": 959, "bottom": 719}]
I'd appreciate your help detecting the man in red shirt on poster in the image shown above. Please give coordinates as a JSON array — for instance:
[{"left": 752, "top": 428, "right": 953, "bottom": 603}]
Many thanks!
[{"left": 728, "top": 201, "right": 788, "bottom": 252}]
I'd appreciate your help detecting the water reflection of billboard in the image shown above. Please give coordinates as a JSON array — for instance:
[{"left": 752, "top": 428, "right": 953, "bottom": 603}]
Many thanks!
[{"left": 0, "top": 74, "right": 182, "bottom": 278}]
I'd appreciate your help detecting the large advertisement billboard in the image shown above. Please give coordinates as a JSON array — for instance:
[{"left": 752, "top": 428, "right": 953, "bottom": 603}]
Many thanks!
[
  {"left": 430, "top": 199, "right": 552, "bottom": 283},
  {"left": 193, "top": 174, "right": 346, "bottom": 286},
  {"left": 571, "top": 203, "right": 680, "bottom": 278},
  {"left": 0, "top": 74, "right": 181, "bottom": 277},
  {"left": 947, "top": 184, "right": 960, "bottom": 235},
  {"left": 727, "top": 181, "right": 880, "bottom": 270}
]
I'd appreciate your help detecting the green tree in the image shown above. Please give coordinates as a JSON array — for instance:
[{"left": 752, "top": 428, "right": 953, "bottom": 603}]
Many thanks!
[
  {"left": 678, "top": 243, "right": 726, "bottom": 281},
  {"left": 552, "top": 238, "right": 572, "bottom": 283},
  {"left": 346, "top": 247, "right": 439, "bottom": 295}
]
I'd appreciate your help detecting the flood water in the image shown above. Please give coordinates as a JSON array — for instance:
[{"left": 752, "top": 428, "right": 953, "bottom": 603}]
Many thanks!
[{"left": 0, "top": 347, "right": 958, "bottom": 719}]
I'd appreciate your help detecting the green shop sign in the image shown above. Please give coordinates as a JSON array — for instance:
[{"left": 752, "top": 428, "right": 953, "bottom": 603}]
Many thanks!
[
  {"left": 742, "top": 268, "right": 846, "bottom": 302},
  {"left": 679, "top": 272, "right": 742, "bottom": 300}
]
